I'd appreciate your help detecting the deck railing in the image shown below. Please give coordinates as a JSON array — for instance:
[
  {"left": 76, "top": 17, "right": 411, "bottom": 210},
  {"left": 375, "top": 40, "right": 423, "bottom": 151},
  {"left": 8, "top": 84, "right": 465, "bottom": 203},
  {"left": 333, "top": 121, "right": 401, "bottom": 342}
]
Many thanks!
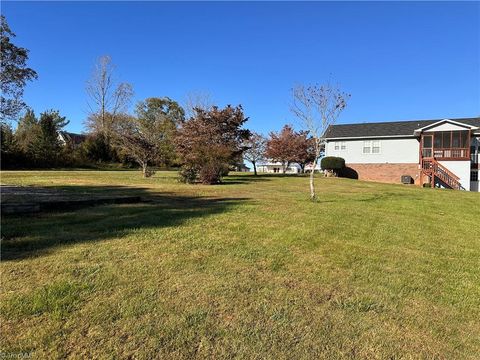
[{"left": 429, "top": 148, "right": 469, "bottom": 159}]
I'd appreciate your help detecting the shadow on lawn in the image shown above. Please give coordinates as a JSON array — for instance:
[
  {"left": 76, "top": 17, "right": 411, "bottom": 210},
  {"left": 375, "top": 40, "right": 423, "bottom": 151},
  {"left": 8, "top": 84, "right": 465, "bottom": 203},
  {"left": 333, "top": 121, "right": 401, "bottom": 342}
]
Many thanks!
[
  {"left": 1, "top": 185, "right": 249, "bottom": 261},
  {"left": 221, "top": 173, "right": 305, "bottom": 185},
  {"left": 221, "top": 174, "right": 274, "bottom": 185}
]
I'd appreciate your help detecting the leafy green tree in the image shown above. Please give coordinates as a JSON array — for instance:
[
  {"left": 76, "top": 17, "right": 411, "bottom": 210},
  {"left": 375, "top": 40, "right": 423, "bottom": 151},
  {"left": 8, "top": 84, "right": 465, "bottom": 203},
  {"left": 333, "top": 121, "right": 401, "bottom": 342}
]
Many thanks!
[
  {"left": 15, "top": 109, "right": 39, "bottom": 153},
  {"left": 134, "top": 97, "right": 185, "bottom": 166},
  {"left": 0, "top": 123, "right": 22, "bottom": 168},
  {"left": 28, "top": 110, "right": 69, "bottom": 166},
  {"left": 0, "top": 15, "right": 38, "bottom": 122},
  {"left": 111, "top": 97, "right": 185, "bottom": 177},
  {"left": 81, "top": 133, "right": 117, "bottom": 163}
]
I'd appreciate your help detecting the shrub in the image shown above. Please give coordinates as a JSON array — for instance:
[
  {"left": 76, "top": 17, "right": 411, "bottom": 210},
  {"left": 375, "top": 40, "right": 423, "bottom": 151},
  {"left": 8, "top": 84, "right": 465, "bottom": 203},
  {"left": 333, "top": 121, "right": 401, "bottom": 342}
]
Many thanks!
[
  {"left": 321, "top": 156, "right": 345, "bottom": 170},
  {"left": 339, "top": 166, "right": 358, "bottom": 179},
  {"left": 198, "top": 162, "right": 229, "bottom": 184},
  {"left": 179, "top": 165, "right": 198, "bottom": 184},
  {"left": 144, "top": 168, "right": 156, "bottom": 178}
]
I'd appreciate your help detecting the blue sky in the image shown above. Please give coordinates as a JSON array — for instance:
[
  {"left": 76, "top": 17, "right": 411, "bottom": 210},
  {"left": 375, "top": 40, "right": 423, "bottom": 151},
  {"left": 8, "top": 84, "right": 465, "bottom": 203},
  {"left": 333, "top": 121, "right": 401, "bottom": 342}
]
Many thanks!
[{"left": 3, "top": 1, "right": 479, "bottom": 134}]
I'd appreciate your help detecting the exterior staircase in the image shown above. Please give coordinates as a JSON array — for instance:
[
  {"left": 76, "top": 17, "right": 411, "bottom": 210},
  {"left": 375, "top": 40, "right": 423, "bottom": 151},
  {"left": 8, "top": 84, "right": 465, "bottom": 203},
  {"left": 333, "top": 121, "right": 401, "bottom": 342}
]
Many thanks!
[{"left": 421, "top": 158, "right": 463, "bottom": 190}]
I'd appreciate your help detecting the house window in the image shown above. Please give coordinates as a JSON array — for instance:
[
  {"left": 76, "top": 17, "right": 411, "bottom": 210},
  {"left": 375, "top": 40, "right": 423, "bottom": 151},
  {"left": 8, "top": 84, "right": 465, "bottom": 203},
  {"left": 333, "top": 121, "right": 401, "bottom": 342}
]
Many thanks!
[
  {"left": 363, "top": 141, "right": 371, "bottom": 154},
  {"left": 334, "top": 141, "right": 346, "bottom": 151},
  {"left": 363, "top": 140, "right": 380, "bottom": 154},
  {"left": 471, "top": 171, "right": 478, "bottom": 182}
]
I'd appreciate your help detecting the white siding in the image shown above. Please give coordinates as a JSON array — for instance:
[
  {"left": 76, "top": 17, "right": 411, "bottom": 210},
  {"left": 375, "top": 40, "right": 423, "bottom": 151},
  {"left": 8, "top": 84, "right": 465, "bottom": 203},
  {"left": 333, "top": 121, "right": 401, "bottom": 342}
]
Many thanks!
[
  {"left": 438, "top": 160, "right": 471, "bottom": 191},
  {"left": 325, "top": 138, "right": 419, "bottom": 164}
]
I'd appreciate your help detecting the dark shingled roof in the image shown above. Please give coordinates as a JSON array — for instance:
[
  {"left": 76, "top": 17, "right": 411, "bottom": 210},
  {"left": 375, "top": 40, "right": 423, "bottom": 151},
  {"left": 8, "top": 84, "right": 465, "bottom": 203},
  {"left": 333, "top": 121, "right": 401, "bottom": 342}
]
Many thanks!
[
  {"left": 324, "top": 117, "right": 480, "bottom": 139},
  {"left": 59, "top": 131, "right": 87, "bottom": 145}
]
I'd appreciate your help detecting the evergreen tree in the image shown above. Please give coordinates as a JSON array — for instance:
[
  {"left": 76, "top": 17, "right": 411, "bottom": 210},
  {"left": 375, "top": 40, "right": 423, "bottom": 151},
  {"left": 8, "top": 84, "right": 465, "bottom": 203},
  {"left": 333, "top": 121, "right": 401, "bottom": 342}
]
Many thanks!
[{"left": 28, "top": 110, "right": 68, "bottom": 166}]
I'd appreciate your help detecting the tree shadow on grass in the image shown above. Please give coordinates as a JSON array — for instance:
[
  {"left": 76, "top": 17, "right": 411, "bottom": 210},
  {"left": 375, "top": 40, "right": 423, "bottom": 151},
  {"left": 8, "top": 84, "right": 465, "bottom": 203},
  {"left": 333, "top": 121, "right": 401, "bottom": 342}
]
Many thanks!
[
  {"left": 221, "top": 174, "right": 274, "bottom": 185},
  {"left": 1, "top": 185, "right": 249, "bottom": 261},
  {"left": 221, "top": 173, "right": 303, "bottom": 185}
]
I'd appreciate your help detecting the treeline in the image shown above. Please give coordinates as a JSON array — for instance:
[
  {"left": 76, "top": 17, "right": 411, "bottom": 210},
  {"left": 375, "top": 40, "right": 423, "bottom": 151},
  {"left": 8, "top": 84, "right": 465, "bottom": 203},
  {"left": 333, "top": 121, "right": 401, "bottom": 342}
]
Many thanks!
[
  {"left": 1, "top": 14, "right": 351, "bottom": 193},
  {"left": 1, "top": 110, "right": 74, "bottom": 168}
]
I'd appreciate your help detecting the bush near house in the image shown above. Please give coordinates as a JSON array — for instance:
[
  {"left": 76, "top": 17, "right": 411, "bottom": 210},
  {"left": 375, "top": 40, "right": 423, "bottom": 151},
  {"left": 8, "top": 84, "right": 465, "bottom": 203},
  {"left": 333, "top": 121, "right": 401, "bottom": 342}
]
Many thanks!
[{"left": 321, "top": 156, "right": 345, "bottom": 174}]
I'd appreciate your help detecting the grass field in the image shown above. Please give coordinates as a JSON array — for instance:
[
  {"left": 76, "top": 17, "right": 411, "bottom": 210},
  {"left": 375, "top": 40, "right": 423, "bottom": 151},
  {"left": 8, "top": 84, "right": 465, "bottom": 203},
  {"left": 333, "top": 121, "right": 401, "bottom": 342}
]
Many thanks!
[{"left": 1, "top": 170, "right": 479, "bottom": 359}]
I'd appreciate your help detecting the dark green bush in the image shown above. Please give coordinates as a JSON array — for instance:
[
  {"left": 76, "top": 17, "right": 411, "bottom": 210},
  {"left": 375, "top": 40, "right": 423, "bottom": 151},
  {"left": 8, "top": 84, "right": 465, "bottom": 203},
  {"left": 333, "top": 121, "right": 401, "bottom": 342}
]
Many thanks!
[
  {"left": 339, "top": 166, "right": 358, "bottom": 179},
  {"left": 321, "top": 156, "right": 345, "bottom": 170}
]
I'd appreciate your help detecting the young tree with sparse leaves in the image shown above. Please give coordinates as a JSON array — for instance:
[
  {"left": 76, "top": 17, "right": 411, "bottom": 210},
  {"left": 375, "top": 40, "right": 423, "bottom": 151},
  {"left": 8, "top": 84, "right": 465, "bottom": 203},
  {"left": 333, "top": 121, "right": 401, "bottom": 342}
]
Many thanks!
[
  {"left": 291, "top": 82, "right": 349, "bottom": 200},
  {"left": 0, "top": 15, "right": 38, "bottom": 123},
  {"left": 243, "top": 132, "right": 267, "bottom": 175}
]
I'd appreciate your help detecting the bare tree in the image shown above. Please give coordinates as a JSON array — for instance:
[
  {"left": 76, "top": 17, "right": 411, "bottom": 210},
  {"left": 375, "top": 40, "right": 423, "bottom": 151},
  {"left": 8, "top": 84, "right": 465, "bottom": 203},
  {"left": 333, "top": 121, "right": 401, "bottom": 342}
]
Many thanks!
[
  {"left": 85, "top": 55, "right": 133, "bottom": 137},
  {"left": 183, "top": 90, "right": 214, "bottom": 119},
  {"left": 291, "top": 82, "right": 349, "bottom": 200},
  {"left": 243, "top": 132, "right": 267, "bottom": 175}
]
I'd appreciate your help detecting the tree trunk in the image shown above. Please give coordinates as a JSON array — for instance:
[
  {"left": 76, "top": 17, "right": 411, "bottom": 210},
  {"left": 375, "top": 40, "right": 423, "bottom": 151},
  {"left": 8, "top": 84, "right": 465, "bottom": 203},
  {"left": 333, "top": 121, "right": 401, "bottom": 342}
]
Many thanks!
[
  {"left": 141, "top": 162, "right": 148, "bottom": 178},
  {"left": 309, "top": 158, "right": 317, "bottom": 200},
  {"left": 253, "top": 161, "right": 257, "bottom": 176}
]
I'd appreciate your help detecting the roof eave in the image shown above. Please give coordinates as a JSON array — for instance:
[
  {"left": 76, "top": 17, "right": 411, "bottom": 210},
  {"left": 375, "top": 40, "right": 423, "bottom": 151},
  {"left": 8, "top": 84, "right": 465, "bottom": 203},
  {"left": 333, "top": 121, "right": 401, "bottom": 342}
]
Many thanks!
[
  {"left": 325, "top": 134, "right": 417, "bottom": 140},
  {"left": 413, "top": 119, "right": 478, "bottom": 135}
]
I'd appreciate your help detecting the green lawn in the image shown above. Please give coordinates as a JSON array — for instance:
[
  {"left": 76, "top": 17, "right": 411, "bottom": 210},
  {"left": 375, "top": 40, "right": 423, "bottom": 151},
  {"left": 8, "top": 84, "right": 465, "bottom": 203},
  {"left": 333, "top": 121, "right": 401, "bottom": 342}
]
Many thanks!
[{"left": 1, "top": 170, "right": 479, "bottom": 359}]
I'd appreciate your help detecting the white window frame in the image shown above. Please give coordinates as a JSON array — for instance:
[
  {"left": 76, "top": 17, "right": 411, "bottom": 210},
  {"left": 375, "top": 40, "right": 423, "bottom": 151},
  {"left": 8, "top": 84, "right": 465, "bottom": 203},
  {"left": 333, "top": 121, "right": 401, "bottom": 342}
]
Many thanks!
[
  {"left": 363, "top": 140, "right": 371, "bottom": 154},
  {"left": 363, "top": 140, "right": 381, "bottom": 154},
  {"left": 334, "top": 141, "right": 346, "bottom": 151}
]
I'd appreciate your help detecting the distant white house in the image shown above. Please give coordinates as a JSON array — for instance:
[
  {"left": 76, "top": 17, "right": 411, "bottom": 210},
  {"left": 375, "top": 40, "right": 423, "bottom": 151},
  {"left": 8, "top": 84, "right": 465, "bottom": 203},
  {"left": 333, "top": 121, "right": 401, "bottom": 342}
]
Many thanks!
[
  {"left": 255, "top": 161, "right": 322, "bottom": 174},
  {"left": 256, "top": 162, "right": 302, "bottom": 174},
  {"left": 324, "top": 117, "right": 480, "bottom": 191},
  {"left": 58, "top": 131, "right": 87, "bottom": 149}
]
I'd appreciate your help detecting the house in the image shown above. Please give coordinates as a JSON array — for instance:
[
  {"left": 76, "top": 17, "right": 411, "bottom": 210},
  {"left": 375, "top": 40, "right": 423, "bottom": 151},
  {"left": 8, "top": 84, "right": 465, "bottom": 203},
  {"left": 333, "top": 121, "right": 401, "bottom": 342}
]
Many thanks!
[
  {"left": 235, "top": 164, "right": 251, "bottom": 172},
  {"left": 256, "top": 161, "right": 302, "bottom": 174},
  {"left": 58, "top": 131, "right": 87, "bottom": 149},
  {"left": 324, "top": 117, "right": 480, "bottom": 191},
  {"left": 255, "top": 161, "right": 322, "bottom": 174}
]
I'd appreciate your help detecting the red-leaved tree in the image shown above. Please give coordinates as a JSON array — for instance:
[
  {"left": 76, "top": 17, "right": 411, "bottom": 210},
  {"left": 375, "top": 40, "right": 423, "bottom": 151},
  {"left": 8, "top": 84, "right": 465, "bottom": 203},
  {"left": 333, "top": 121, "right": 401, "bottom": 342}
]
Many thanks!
[
  {"left": 294, "top": 131, "right": 316, "bottom": 173},
  {"left": 265, "top": 125, "right": 297, "bottom": 173},
  {"left": 175, "top": 105, "right": 250, "bottom": 184}
]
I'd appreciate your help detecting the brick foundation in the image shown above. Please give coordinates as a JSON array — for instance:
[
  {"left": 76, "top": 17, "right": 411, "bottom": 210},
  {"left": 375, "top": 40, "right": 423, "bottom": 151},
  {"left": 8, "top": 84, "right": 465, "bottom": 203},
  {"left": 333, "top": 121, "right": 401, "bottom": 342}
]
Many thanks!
[{"left": 346, "top": 163, "right": 421, "bottom": 185}]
